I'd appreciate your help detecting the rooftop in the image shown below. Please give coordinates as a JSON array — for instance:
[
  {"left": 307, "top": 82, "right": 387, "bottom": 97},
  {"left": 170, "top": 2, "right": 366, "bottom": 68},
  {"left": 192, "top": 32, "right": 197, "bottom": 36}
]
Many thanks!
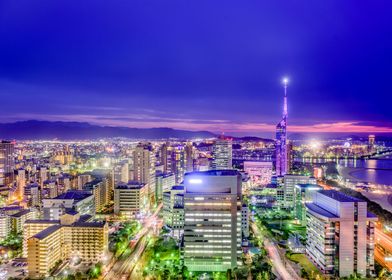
[
  {"left": 25, "top": 219, "right": 60, "bottom": 224},
  {"left": 295, "top": 184, "right": 322, "bottom": 190},
  {"left": 33, "top": 225, "right": 61, "bottom": 240},
  {"left": 54, "top": 190, "right": 92, "bottom": 201},
  {"left": 116, "top": 182, "right": 145, "bottom": 189},
  {"left": 305, "top": 203, "right": 338, "bottom": 219},
  {"left": 171, "top": 185, "right": 184, "bottom": 191},
  {"left": 185, "top": 170, "right": 240, "bottom": 177},
  {"left": 10, "top": 209, "right": 31, "bottom": 218},
  {"left": 70, "top": 221, "right": 106, "bottom": 228},
  {"left": 318, "top": 190, "right": 363, "bottom": 203}
]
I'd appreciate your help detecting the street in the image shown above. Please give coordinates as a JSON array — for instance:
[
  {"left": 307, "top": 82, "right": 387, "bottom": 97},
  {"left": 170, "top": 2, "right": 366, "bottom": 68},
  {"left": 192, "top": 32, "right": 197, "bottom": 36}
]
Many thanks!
[
  {"left": 250, "top": 222, "right": 300, "bottom": 280},
  {"left": 102, "top": 203, "right": 162, "bottom": 280}
]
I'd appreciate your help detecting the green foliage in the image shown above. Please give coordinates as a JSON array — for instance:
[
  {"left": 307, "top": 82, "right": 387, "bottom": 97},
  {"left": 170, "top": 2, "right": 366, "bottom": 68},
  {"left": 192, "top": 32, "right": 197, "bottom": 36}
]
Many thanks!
[
  {"left": 0, "top": 232, "right": 22, "bottom": 251},
  {"left": 110, "top": 220, "right": 141, "bottom": 256}
]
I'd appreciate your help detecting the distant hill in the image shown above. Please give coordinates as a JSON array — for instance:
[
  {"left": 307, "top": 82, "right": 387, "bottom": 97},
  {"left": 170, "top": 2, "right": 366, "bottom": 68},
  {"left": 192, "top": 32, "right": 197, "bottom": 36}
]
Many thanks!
[
  {"left": 233, "top": 136, "right": 274, "bottom": 142},
  {"left": 0, "top": 120, "right": 216, "bottom": 140}
]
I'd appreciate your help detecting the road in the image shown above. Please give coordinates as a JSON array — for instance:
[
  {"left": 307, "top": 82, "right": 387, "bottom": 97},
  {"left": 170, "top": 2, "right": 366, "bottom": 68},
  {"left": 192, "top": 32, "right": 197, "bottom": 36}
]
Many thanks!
[
  {"left": 375, "top": 225, "right": 392, "bottom": 272},
  {"left": 250, "top": 223, "right": 301, "bottom": 280},
  {"left": 102, "top": 204, "right": 162, "bottom": 280}
]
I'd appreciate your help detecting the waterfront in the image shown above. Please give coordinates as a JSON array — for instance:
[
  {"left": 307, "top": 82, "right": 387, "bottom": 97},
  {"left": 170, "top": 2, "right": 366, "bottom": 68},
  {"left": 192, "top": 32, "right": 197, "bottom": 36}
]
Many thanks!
[{"left": 300, "top": 156, "right": 392, "bottom": 186}]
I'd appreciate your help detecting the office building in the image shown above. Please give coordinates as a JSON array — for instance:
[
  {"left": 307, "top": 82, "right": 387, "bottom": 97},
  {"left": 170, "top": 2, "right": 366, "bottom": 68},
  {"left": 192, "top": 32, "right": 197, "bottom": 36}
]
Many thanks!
[
  {"left": 294, "top": 184, "right": 322, "bottom": 224},
  {"left": 305, "top": 190, "right": 377, "bottom": 277},
  {"left": 163, "top": 185, "right": 185, "bottom": 239},
  {"left": 211, "top": 137, "right": 232, "bottom": 170},
  {"left": 155, "top": 172, "right": 175, "bottom": 201},
  {"left": 283, "top": 174, "right": 316, "bottom": 209},
  {"left": 114, "top": 181, "right": 148, "bottom": 218},
  {"left": 183, "top": 170, "right": 243, "bottom": 272}
]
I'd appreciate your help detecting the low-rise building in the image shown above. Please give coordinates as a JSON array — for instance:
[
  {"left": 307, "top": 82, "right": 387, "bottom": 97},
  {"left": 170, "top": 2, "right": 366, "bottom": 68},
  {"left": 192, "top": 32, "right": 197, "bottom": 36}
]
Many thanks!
[{"left": 42, "top": 190, "right": 95, "bottom": 220}]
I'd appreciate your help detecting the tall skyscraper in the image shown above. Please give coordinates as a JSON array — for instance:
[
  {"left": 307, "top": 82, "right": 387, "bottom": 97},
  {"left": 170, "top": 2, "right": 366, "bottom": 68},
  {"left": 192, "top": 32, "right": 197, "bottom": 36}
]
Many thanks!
[
  {"left": 0, "top": 141, "right": 15, "bottom": 187},
  {"left": 275, "top": 78, "right": 288, "bottom": 176},
  {"left": 183, "top": 170, "right": 243, "bottom": 272},
  {"left": 211, "top": 136, "right": 232, "bottom": 170},
  {"left": 133, "top": 143, "right": 156, "bottom": 206},
  {"left": 185, "top": 142, "right": 194, "bottom": 172}
]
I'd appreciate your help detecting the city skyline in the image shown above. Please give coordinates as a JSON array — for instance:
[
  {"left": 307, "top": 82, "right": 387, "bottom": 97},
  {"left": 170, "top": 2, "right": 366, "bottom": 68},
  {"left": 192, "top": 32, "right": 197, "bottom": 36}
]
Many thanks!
[{"left": 1, "top": 1, "right": 392, "bottom": 135}]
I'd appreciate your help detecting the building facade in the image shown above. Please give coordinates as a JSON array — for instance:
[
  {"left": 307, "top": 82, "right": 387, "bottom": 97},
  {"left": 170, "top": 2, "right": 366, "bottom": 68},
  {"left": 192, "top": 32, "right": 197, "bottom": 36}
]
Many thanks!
[
  {"left": 211, "top": 137, "right": 232, "bottom": 170},
  {"left": 183, "top": 170, "right": 243, "bottom": 272},
  {"left": 305, "top": 190, "right": 377, "bottom": 277}
]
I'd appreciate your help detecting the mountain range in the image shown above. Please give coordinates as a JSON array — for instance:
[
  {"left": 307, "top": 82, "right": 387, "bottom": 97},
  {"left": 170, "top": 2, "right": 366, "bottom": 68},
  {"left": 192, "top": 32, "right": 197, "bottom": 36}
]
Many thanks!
[{"left": 0, "top": 120, "right": 216, "bottom": 140}]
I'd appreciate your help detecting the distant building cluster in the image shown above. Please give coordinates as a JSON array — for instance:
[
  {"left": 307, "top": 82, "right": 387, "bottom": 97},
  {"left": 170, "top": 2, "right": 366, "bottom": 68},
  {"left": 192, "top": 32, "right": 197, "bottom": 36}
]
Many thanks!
[{"left": 0, "top": 80, "right": 383, "bottom": 279}]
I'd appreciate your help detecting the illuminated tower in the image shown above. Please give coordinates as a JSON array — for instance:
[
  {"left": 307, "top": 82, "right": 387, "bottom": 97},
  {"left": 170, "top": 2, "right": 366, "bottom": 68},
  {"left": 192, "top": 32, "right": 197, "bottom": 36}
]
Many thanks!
[{"left": 275, "top": 78, "right": 288, "bottom": 176}]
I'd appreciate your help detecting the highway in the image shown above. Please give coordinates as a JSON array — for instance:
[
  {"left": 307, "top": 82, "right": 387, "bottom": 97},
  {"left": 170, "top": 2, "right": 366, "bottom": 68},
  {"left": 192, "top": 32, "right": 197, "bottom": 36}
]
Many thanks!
[
  {"left": 102, "top": 204, "right": 162, "bottom": 280},
  {"left": 375, "top": 225, "right": 392, "bottom": 272},
  {"left": 250, "top": 223, "right": 300, "bottom": 280}
]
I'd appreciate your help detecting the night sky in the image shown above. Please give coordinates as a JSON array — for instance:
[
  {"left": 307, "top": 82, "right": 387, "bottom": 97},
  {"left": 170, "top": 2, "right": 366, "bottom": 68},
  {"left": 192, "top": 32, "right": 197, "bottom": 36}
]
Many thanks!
[{"left": 1, "top": 1, "right": 392, "bottom": 136}]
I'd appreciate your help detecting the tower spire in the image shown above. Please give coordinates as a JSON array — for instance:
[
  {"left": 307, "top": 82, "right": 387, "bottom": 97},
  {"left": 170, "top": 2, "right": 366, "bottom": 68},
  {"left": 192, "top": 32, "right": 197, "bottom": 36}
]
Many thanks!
[{"left": 282, "top": 77, "right": 288, "bottom": 118}]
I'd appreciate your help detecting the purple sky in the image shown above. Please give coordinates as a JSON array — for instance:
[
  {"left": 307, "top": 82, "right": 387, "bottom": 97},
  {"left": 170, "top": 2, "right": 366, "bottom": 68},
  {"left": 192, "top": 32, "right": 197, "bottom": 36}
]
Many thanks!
[{"left": 0, "top": 1, "right": 392, "bottom": 136}]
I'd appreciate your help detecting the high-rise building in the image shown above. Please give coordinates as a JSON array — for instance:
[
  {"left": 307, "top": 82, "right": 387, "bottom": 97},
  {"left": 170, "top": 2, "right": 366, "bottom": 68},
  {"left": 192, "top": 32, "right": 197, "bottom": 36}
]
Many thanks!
[
  {"left": 183, "top": 170, "right": 243, "bottom": 272},
  {"left": 83, "top": 179, "right": 110, "bottom": 213},
  {"left": 368, "top": 135, "right": 375, "bottom": 153},
  {"left": 185, "top": 142, "right": 194, "bottom": 172},
  {"left": 161, "top": 144, "right": 187, "bottom": 184},
  {"left": 275, "top": 79, "right": 288, "bottom": 176},
  {"left": 0, "top": 141, "right": 15, "bottom": 187},
  {"left": 211, "top": 136, "right": 232, "bottom": 170},
  {"left": 305, "top": 190, "right": 377, "bottom": 277},
  {"left": 16, "top": 169, "right": 26, "bottom": 199},
  {"left": 133, "top": 143, "right": 156, "bottom": 206}
]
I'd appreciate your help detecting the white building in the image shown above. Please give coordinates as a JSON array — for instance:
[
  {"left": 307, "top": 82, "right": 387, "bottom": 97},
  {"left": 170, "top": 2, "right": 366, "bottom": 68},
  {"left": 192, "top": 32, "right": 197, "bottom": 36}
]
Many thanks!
[
  {"left": 305, "top": 190, "right": 377, "bottom": 278},
  {"left": 42, "top": 190, "right": 95, "bottom": 220}
]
